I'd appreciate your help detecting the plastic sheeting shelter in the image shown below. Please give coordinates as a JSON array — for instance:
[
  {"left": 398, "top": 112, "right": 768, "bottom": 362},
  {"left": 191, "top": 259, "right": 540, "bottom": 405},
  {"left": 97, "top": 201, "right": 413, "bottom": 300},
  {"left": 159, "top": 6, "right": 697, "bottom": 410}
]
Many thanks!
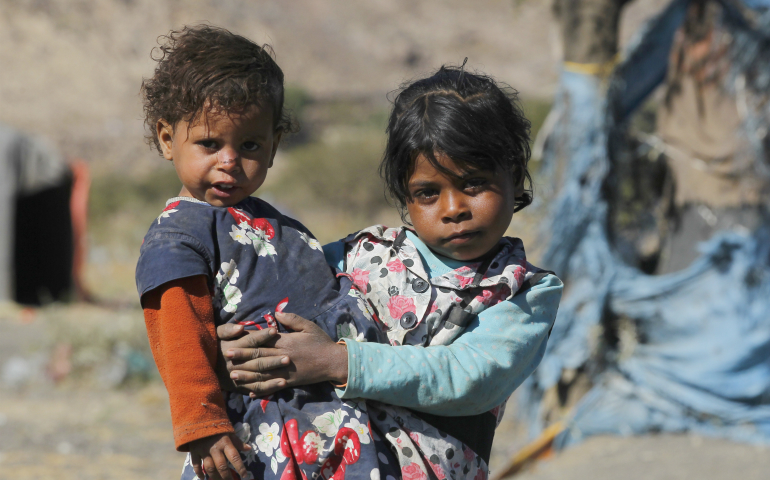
[
  {"left": 521, "top": 0, "right": 770, "bottom": 448},
  {"left": 0, "top": 124, "right": 78, "bottom": 305}
]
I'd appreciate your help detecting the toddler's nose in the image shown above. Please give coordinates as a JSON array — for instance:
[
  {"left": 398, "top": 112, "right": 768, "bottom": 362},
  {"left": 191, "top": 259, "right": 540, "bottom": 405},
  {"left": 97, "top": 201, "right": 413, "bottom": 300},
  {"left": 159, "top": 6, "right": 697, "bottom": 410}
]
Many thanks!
[{"left": 217, "top": 147, "right": 240, "bottom": 171}]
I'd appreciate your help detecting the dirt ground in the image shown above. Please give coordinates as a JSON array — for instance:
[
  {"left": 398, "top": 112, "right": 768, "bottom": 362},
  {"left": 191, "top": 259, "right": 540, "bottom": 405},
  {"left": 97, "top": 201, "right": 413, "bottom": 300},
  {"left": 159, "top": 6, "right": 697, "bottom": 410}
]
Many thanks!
[{"left": 2, "top": 306, "right": 769, "bottom": 480}]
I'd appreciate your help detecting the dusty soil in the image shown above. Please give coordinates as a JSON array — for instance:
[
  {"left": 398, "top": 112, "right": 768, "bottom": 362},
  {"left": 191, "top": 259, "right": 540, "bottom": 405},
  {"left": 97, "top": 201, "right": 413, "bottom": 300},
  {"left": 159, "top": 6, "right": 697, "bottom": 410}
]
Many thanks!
[
  {"left": 2, "top": 308, "right": 769, "bottom": 480},
  {"left": 512, "top": 435, "right": 770, "bottom": 480}
]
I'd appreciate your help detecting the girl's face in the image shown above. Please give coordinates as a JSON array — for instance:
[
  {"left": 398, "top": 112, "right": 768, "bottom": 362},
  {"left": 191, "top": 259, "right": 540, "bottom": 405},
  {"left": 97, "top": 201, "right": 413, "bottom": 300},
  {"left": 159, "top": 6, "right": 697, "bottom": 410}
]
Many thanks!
[
  {"left": 157, "top": 103, "right": 281, "bottom": 207},
  {"left": 406, "top": 152, "right": 522, "bottom": 261}
]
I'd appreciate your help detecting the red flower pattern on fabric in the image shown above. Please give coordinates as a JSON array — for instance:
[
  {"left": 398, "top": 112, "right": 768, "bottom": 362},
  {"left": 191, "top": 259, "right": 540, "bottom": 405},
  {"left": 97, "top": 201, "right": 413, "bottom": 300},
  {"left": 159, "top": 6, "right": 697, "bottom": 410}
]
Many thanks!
[
  {"left": 386, "top": 258, "right": 406, "bottom": 273},
  {"left": 227, "top": 207, "right": 275, "bottom": 239},
  {"left": 350, "top": 268, "right": 370, "bottom": 291},
  {"left": 455, "top": 275, "right": 474, "bottom": 289},
  {"left": 513, "top": 266, "right": 525, "bottom": 286},
  {"left": 251, "top": 217, "right": 275, "bottom": 239},
  {"left": 228, "top": 207, "right": 251, "bottom": 225},
  {"left": 463, "top": 445, "right": 476, "bottom": 461},
  {"left": 402, "top": 463, "right": 428, "bottom": 480},
  {"left": 475, "top": 289, "right": 494, "bottom": 305},
  {"left": 429, "top": 463, "right": 445, "bottom": 480},
  {"left": 387, "top": 295, "right": 416, "bottom": 319}
]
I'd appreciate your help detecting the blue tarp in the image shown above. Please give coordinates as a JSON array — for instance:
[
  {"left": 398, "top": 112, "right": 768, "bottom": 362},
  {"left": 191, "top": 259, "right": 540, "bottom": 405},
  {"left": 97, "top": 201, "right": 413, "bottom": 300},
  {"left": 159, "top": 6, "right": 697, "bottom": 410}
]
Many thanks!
[{"left": 520, "top": 0, "right": 770, "bottom": 448}]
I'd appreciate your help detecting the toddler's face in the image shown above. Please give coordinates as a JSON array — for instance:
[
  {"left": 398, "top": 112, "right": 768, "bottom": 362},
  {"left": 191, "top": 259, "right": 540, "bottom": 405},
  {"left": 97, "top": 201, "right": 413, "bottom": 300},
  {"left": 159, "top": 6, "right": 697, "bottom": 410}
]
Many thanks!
[
  {"left": 406, "top": 152, "right": 521, "bottom": 261},
  {"left": 157, "top": 103, "right": 281, "bottom": 207}
]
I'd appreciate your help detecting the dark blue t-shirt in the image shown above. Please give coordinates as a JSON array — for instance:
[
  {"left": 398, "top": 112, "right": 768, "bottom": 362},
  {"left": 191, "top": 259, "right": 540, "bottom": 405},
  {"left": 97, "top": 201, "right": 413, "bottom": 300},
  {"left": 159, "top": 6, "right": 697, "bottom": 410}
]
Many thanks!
[{"left": 136, "top": 196, "right": 343, "bottom": 326}]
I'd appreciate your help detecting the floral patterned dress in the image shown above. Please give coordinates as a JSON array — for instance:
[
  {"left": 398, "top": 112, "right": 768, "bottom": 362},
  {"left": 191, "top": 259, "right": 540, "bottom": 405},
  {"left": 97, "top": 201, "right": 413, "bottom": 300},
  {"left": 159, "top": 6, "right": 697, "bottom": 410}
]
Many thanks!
[{"left": 329, "top": 225, "right": 547, "bottom": 480}]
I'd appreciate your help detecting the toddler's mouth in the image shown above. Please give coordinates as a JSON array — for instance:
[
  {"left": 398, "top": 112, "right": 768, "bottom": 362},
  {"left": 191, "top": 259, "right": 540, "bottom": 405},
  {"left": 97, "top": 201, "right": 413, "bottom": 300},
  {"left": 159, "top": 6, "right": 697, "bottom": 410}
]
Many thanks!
[{"left": 212, "top": 184, "right": 236, "bottom": 196}]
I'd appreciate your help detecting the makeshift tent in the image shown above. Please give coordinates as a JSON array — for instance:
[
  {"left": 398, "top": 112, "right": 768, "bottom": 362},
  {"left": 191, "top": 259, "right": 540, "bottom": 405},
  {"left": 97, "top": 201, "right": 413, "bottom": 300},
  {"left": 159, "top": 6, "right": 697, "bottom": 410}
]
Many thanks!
[
  {"left": 521, "top": 0, "right": 770, "bottom": 449},
  {"left": 0, "top": 123, "right": 89, "bottom": 305}
]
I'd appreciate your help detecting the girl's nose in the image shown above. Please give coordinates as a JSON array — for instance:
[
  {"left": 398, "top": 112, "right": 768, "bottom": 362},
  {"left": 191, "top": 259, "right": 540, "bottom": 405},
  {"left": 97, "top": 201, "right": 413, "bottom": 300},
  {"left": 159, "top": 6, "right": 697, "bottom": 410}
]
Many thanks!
[
  {"left": 441, "top": 190, "right": 471, "bottom": 222},
  {"left": 217, "top": 147, "right": 240, "bottom": 172}
]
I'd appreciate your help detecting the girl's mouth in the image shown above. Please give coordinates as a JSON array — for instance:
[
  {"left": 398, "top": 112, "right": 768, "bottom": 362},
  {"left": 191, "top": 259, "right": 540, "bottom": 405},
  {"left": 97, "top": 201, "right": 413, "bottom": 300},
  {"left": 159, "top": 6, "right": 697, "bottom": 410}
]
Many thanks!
[{"left": 445, "top": 231, "right": 479, "bottom": 244}]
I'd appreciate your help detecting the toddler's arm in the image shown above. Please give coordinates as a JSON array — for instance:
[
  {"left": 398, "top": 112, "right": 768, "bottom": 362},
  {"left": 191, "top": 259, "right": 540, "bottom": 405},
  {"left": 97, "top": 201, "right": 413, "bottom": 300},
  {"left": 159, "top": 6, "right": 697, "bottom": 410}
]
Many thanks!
[
  {"left": 142, "top": 275, "right": 234, "bottom": 449},
  {"left": 143, "top": 275, "right": 251, "bottom": 480},
  {"left": 338, "top": 273, "right": 562, "bottom": 415}
]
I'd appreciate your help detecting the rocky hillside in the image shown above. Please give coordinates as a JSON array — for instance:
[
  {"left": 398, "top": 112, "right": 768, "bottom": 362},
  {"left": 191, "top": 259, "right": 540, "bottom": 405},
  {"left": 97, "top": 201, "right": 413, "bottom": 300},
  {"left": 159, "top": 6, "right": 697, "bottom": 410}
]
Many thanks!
[{"left": 1, "top": 0, "right": 667, "bottom": 170}]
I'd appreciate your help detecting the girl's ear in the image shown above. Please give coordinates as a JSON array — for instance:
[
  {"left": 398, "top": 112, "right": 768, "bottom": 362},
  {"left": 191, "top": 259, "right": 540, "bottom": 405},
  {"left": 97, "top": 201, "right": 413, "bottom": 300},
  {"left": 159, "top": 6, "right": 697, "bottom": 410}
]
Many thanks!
[
  {"left": 157, "top": 120, "right": 174, "bottom": 161},
  {"left": 268, "top": 129, "right": 283, "bottom": 168}
]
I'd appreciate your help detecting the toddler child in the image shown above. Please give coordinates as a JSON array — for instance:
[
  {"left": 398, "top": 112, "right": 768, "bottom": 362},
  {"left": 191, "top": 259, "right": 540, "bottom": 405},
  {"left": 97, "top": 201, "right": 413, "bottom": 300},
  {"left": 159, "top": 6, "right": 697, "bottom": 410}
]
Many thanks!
[{"left": 136, "top": 25, "right": 401, "bottom": 480}]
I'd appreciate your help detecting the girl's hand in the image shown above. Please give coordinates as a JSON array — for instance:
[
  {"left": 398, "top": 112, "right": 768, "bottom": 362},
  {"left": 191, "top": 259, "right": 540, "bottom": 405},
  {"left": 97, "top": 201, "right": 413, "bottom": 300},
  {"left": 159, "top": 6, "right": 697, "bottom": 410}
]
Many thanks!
[
  {"left": 188, "top": 432, "right": 250, "bottom": 480},
  {"left": 224, "top": 312, "right": 349, "bottom": 396},
  {"left": 215, "top": 323, "right": 290, "bottom": 395}
]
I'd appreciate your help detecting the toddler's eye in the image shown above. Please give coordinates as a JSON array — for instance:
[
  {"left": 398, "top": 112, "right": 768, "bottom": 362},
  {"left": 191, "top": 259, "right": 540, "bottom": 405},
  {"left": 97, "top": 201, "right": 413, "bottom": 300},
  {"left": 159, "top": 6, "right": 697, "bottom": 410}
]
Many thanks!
[
  {"left": 198, "top": 140, "right": 218, "bottom": 150},
  {"left": 242, "top": 141, "right": 260, "bottom": 152}
]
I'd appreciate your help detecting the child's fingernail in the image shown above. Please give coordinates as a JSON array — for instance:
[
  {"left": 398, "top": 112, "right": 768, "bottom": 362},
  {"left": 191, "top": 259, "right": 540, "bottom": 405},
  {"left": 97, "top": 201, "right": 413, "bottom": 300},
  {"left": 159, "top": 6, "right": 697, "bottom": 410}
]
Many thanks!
[
  {"left": 225, "top": 349, "right": 234, "bottom": 358},
  {"left": 268, "top": 328, "right": 277, "bottom": 335},
  {"left": 281, "top": 356, "right": 289, "bottom": 364},
  {"left": 230, "top": 372, "right": 239, "bottom": 380}
]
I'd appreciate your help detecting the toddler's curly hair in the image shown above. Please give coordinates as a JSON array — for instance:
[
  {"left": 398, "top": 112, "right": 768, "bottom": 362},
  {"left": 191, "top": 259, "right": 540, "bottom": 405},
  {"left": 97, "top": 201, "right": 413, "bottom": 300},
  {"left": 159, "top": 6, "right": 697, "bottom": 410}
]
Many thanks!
[{"left": 141, "top": 25, "right": 295, "bottom": 153}]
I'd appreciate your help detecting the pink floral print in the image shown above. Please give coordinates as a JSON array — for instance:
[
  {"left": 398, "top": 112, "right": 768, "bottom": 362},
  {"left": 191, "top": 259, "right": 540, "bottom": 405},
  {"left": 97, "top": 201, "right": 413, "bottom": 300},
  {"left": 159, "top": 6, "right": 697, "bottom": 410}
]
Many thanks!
[
  {"left": 350, "top": 268, "right": 370, "bottom": 291},
  {"left": 402, "top": 462, "right": 428, "bottom": 480},
  {"left": 455, "top": 274, "right": 474, "bottom": 288},
  {"left": 387, "top": 258, "right": 406, "bottom": 272},
  {"left": 387, "top": 295, "right": 416, "bottom": 319}
]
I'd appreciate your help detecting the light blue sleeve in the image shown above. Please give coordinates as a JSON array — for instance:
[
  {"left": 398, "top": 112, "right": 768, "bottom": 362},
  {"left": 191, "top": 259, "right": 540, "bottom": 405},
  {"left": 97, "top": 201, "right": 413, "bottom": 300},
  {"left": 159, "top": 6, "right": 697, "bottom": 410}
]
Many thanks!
[
  {"left": 339, "top": 274, "right": 563, "bottom": 416},
  {"left": 322, "top": 241, "right": 346, "bottom": 271}
]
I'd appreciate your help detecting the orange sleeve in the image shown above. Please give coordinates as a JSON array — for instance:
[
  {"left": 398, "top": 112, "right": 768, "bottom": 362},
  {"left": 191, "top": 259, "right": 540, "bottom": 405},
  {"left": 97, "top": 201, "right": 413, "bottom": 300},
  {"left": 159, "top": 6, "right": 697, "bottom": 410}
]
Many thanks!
[{"left": 142, "top": 275, "right": 234, "bottom": 451}]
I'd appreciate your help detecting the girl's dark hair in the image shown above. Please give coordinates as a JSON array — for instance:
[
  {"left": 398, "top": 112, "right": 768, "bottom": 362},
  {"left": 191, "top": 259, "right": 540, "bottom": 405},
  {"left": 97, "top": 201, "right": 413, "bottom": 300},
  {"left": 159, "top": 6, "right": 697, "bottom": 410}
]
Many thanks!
[
  {"left": 381, "top": 64, "right": 533, "bottom": 220},
  {"left": 141, "top": 25, "right": 296, "bottom": 153}
]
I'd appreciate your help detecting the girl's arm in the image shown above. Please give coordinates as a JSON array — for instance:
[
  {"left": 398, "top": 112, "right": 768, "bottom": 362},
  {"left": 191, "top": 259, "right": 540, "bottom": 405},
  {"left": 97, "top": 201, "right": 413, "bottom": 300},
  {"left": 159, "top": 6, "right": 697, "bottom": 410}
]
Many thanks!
[
  {"left": 338, "top": 273, "right": 561, "bottom": 415},
  {"left": 142, "top": 275, "right": 234, "bottom": 450},
  {"left": 325, "top": 239, "right": 562, "bottom": 415},
  {"left": 221, "top": 272, "right": 562, "bottom": 416}
]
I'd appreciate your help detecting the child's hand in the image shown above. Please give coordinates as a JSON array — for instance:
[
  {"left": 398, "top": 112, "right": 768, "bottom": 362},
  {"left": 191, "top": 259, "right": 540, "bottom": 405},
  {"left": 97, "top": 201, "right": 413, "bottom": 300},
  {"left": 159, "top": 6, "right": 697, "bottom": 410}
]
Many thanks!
[
  {"left": 215, "top": 323, "right": 289, "bottom": 394},
  {"left": 188, "top": 432, "right": 251, "bottom": 480},
  {"left": 226, "top": 312, "right": 349, "bottom": 397}
]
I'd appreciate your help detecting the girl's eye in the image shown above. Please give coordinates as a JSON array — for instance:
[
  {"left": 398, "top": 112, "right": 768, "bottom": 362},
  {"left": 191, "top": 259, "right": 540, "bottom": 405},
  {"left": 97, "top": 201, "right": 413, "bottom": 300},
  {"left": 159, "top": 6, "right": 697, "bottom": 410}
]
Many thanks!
[
  {"left": 464, "top": 177, "right": 488, "bottom": 191},
  {"left": 413, "top": 189, "right": 438, "bottom": 200},
  {"left": 199, "top": 140, "right": 218, "bottom": 150},
  {"left": 242, "top": 141, "right": 260, "bottom": 152}
]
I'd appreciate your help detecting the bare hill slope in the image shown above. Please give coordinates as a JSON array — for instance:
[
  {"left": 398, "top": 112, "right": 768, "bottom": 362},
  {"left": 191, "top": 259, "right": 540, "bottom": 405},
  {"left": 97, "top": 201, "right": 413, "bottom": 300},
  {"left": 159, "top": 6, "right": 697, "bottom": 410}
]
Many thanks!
[{"left": 1, "top": 0, "right": 666, "bottom": 168}]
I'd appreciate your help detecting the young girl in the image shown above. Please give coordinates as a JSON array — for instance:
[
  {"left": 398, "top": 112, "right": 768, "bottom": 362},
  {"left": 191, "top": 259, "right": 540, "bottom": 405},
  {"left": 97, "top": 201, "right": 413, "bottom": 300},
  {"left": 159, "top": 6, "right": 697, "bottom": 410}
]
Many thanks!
[
  {"left": 218, "top": 67, "right": 564, "bottom": 477},
  {"left": 137, "top": 25, "right": 560, "bottom": 480}
]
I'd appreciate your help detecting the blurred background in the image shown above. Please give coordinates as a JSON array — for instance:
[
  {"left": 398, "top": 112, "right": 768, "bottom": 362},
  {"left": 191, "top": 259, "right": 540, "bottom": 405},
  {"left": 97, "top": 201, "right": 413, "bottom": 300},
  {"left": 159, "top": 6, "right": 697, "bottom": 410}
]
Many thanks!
[{"left": 1, "top": 1, "right": 769, "bottom": 479}]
